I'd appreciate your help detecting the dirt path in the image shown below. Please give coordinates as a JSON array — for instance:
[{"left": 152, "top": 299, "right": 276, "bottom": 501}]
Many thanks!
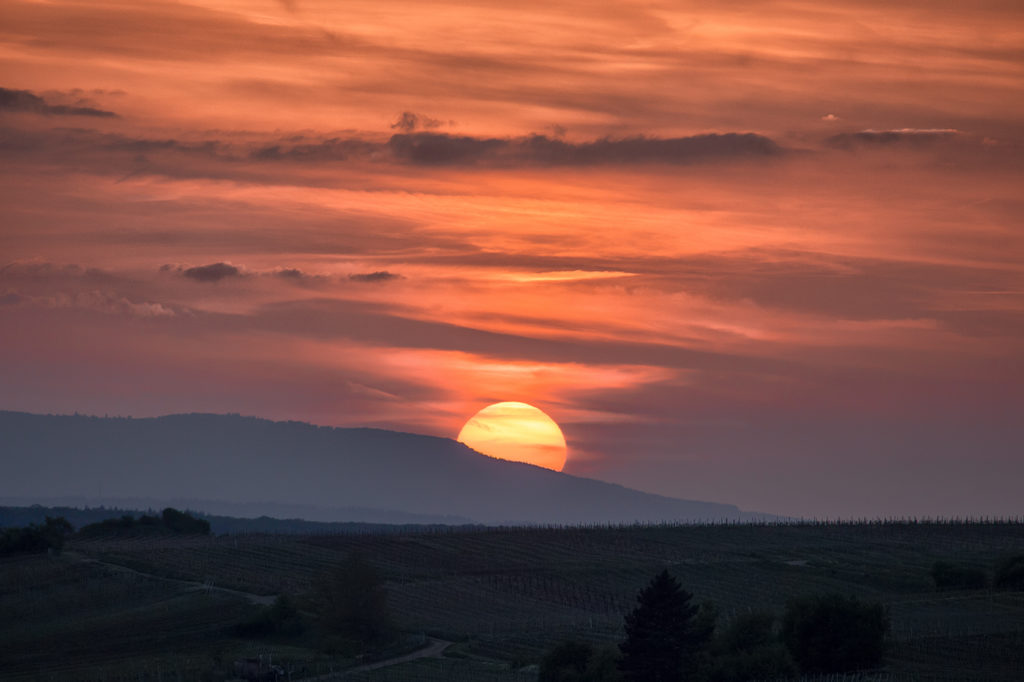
[
  {"left": 62, "top": 550, "right": 276, "bottom": 605},
  {"left": 307, "top": 638, "right": 452, "bottom": 679}
]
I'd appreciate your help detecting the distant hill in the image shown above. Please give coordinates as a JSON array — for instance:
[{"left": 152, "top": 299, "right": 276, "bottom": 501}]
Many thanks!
[{"left": 0, "top": 411, "right": 770, "bottom": 525}]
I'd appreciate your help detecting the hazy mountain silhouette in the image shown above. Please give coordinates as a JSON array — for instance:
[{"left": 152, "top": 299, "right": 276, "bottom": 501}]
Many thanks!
[{"left": 0, "top": 411, "right": 770, "bottom": 524}]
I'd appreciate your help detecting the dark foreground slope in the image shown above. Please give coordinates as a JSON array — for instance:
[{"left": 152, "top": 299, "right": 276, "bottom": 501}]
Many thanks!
[
  {"left": 1, "top": 521, "right": 1021, "bottom": 681},
  {"left": 0, "top": 411, "right": 763, "bottom": 524}
]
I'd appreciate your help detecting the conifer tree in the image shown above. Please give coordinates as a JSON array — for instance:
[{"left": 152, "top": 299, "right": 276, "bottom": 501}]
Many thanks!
[{"left": 619, "top": 569, "right": 706, "bottom": 681}]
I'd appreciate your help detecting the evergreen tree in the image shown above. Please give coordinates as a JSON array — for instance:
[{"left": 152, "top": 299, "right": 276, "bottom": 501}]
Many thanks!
[{"left": 619, "top": 569, "right": 708, "bottom": 681}]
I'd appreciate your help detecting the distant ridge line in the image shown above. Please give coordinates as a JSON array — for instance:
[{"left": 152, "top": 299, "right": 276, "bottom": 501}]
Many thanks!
[{"left": 1, "top": 410, "right": 772, "bottom": 524}]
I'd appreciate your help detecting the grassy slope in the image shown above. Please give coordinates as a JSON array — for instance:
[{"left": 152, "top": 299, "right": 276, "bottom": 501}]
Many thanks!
[{"left": 3, "top": 521, "right": 1023, "bottom": 680}]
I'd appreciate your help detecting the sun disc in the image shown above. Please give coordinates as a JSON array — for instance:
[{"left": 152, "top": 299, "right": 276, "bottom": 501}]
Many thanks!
[{"left": 457, "top": 402, "right": 568, "bottom": 471}]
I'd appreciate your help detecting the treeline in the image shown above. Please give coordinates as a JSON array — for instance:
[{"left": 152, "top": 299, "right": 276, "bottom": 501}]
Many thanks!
[
  {"left": 0, "top": 508, "right": 210, "bottom": 555},
  {"left": 0, "top": 516, "right": 72, "bottom": 556},
  {"left": 78, "top": 507, "right": 211, "bottom": 537},
  {"left": 541, "top": 571, "right": 879, "bottom": 682},
  {"left": 0, "top": 505, "right": 479, "bottom": 536}
]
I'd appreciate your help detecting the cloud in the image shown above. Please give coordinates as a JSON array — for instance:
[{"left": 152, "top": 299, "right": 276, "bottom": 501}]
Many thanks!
[
  {"left": 0, "top": 123, "right": 783, "bottom": 183},
  {"left": 826, "top": 128, "right": 960, "bottom": 148},
  {"left": 0, "top": 291, "right": 28, "bottom": 305},
  {"left": 349, "top": 271, "right": 402, "bottom": 283},
  {"left": 206, "top": 298, "right": 790, "bottom": 375},
  {"left": 0, "top": 87, "right": 117, "bottom": 117},
  {"left": 249, "top": 137, "right": 377, "bottom": 162},
  {"left": 165, "top": 263, "right": 331, "bottom": 284},
  {"left": 181, "top": 262, "right": 242, "bottom": 282},
  {"left": 0, "top": 288, "right": 174, "bottom": 317},
  {"left": 390, "top": 111, "right": 443, "bottom": 132},
  {"left": 387, "top": 132, "right": 782, "bottom": 166}
]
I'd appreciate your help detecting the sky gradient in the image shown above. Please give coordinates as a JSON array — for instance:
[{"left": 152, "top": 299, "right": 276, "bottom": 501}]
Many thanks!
[{"left": 2, "top": 0, "right": 1023, "bottom": 518}]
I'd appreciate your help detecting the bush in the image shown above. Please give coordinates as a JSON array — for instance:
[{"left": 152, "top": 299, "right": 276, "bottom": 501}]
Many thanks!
[
  {"left": 782, "top": 594, "right": 889, "bottom": 674},
  {"left": 710, "top": 612, "right": 796, "bottom": 682},
  {"left": 235, "top": 595, "right": 304, "bottom": 637},
  {"left": 540, "top": 641, "right": 620, "bottom": 682},
  {"left": 994, "top": 555, "right": 1024, "bottom": 590},
  {"left": 719, "top": 612, "right": 775, "bottom": 652},
  {"left": 314, "top": 553, "right": 395, "bottom": 646},
  {"left": 930, "top": 561, "right": 988, "bottom": 591},
  {"left": 540, "top": 641, "right": 592, "bottom": 682}
]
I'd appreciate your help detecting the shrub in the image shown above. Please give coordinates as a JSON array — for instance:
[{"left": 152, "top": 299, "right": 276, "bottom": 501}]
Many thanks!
[
  {"left": 540, "top": 641, "right": 593, "bottom": 682},
  {"left": 782, "top": 594, "right": 889, "bottom": 674},
  {"left": 314, "top": 553, "right": 395, "bottom": 645},
  {"left": 540, "top": 641, "right": 620, "bottom": 682},
  {"left": 710, "top": 612, "right": 796, "bottom": 682},
  {"left": 930, "top": 561, "right": 988, "bottom": 591},
  {"left": 235, "top": 595, "right": 304, "bottom": 637},
  {"left": 994, "top": 555, "right": 1024, "bottom": 590}
]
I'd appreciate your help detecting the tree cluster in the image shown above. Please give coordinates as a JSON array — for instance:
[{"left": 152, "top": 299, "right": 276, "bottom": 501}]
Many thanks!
[
  {"left": 539, "top": 569, "right": 890, "bottom": 682},
  {"left": 313, "top": 553, "right": 396, "bottom": 650},
  {"left": 0, "top": 516, "right": 72, "bottom": 556},
  {"left": 780, "top": 594, "right": 888, "bottom": 675},
  {"left": 78, "top": 507, "right": 210, "bottom": 537}
]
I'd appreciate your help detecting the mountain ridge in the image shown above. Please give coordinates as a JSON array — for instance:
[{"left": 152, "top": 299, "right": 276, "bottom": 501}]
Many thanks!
[{"left": 0, "top": 410, "right": 773, "bottom": 524}]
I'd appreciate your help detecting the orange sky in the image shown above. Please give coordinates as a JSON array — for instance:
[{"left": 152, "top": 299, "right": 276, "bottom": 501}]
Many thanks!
[{"left": 1, "top": 0, "right": 1023, "bottom": 518}]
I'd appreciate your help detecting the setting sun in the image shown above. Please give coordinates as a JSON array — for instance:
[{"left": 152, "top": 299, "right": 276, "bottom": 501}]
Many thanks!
[{"left": 457, "top": 402, "right": 568, "bottom": 471}]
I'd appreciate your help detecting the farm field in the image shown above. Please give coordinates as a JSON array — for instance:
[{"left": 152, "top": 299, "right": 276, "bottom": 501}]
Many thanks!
[{"left": 2, "top": 520, "right": 1023, "bottom": 680}]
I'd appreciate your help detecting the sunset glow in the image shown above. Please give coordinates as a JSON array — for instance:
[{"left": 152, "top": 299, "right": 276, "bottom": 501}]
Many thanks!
[{"left": 1, "top": 0, "right": 1022, "bottom": 518}]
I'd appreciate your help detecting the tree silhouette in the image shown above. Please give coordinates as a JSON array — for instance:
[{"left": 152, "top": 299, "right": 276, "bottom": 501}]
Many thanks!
[
  {"left": 782, "top": 594, "right": 888, "bottom": 674},
  {"left": 314, "top": 553, "right": 395, "bottom": 645},
  {"left": 0, "top": 516, "right": 72, "bottom": 556},
  {"left": 619, "top": 569, "right": 708, "bottom": 681}
]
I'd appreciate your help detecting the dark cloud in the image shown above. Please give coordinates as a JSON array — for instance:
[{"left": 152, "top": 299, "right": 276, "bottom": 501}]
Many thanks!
[
  {"left": 349, "top": 271, "right": 402, "bottom": 283},
  {"left": 0, "top": 87, "right": 117, "bottom": 117},
  {"left": 249, "top": 137, "right": 376, "bottom": 162},
  {"left": 181, "top": 262, "right": 241, "bottom": 283},
  {"left": 168, "top": 263, "right": 327, "bottom": 283},
  {"left": 0, "top": 122, "right": 783, "bottom": 181},
  {"left": 0, "top": 261, "right": 123, "bottom": 287},
  {"left": 390, "top": 111, "right": 443, "bottom": 132},
  {"left": 387, "top": 132, "right": 781, "bottom": 166},
  {"left": 0, "top": 291, "right": 28, "bottom": 305},
  {"left": 825, "top": 128, "right": 959, "bottom": 149}
]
